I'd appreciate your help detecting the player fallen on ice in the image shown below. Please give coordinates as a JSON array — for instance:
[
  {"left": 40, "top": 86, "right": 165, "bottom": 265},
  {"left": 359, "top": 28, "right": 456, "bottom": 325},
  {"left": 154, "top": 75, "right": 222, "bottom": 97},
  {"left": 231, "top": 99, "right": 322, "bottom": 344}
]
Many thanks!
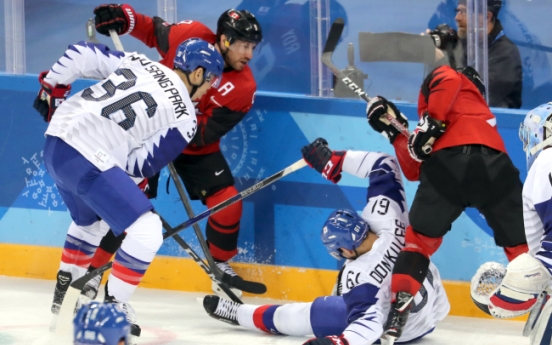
[
  {"left": 33, "top": 37, "right": 223, "bottom": 341},
  {"left": 202, "top": 140, "right": 450, "bottom": 345}
]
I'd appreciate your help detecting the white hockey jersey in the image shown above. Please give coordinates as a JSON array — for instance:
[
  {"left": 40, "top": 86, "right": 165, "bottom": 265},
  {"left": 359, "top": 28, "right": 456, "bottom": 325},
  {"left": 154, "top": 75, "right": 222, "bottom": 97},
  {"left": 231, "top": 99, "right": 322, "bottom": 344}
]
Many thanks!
[
  {"left": 338, "top": 151, "right": 450, "bottom": 345},
  {"left": 523, "top": 148, "right": 552, "bottom": 274},
  {"left": 44, "top": 41, "right": 197, "bottom": 178}
]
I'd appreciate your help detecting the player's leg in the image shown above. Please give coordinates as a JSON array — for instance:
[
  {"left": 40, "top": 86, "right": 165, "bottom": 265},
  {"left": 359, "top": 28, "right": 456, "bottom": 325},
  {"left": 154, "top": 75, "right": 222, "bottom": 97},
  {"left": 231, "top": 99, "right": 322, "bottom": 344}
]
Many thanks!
[
  {"left": 475, "top": 147, "right": 528, "bottom": 260},
  {"left": 43, "top": 136, "right": 110, "bottom": 314},
  {"left": 203, "top": 294, "right": 347, "bottom": 337},
  {"left": 173, "top": 152, "right": 244, "bottom": 297},
  {"left": 385, "top": 148, "right": 466, "bottom": 339}
]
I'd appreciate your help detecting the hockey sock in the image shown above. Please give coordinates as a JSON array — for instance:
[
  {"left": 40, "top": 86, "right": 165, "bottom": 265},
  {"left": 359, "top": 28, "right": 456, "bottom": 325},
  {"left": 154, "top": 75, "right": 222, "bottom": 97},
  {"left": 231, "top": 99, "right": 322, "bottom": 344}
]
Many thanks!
[
  {"left": 205, "top": 186, "right": 242, "bottom": 262},
  {"left": 60, "top": 221, "right": 104, "bottom": 279},
  {"left": 90, "top": 230, "right": 127, "bottom": 269},
  {"left": 391, "top": 251, "right": 430, "bottom": 298},
  {"left": 237, "top": 302, "right": 314, "bottom": 336},
  {"left": 503, "top": 243, "right": 529, "bottom": 262},
  {"left": 108, "top": 212, "right": 162, "bottom": 302}
]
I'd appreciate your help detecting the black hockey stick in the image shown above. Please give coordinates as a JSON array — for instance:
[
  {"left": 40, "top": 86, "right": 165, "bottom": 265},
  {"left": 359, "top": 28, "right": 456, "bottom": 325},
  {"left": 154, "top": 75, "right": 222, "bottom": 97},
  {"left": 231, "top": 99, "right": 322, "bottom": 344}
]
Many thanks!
[
  {"left": 52, "top": 158, "right": 306, "bottom": 333},
  {"left": 322, "top": 18, "right": 409, "bottom": 138},
  {"left": 158, "top": 215, "right": 245, "bottom": 303},
  {"left": 167, "top": 163, "right": 265, "bottom": 299}
]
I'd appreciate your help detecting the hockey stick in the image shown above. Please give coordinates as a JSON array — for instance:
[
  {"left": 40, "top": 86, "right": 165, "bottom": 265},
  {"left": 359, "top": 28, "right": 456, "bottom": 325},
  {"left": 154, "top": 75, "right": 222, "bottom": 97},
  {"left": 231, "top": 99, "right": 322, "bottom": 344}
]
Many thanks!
[
  {"left": 52, "top": 158, "right": 306, "bottom": 333},
  {"left": 158, "top": 215, "right": 247, "bottom": 303},
  {"left": 167, "top": 163, "right": 266, "bottom": 299},
  {"left": 322, "top": 18, "right": 409, "bottom": 138},
  {"left": 109, "top": 29, "right": 124, "bottom": 51}
]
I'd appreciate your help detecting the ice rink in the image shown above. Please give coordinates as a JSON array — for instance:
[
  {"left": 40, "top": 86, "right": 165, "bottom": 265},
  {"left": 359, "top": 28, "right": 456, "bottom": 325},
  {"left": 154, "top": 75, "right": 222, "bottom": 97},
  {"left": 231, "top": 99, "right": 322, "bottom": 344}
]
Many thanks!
[{"left": 0, "top": 276, "right": 527, "bottom": 345}]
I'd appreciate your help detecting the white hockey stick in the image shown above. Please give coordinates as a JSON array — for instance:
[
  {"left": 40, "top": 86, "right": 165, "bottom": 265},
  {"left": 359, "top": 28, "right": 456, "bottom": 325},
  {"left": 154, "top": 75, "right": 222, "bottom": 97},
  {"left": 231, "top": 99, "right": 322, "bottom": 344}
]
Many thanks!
[
  {"left": 109, "top": 29, "right": 124, "bottom": 51},
  {"left": 322, "top": 18, "right": 409, "bottom": 138}
]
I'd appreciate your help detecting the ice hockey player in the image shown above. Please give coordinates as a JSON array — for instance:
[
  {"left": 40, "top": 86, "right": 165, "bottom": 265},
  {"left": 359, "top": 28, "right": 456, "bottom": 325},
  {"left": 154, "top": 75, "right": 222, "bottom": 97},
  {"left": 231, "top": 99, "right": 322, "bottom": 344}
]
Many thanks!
[
  {"left": 365, "top": 63, "right": 528, "bottom": 341},
  {"left": 73, "top": 301, "right": 131, "bottom": 345},
  {"left": 202, "top": 138, "right": 450, "bottom": 345},
  {"left": 88, "top": 3, "right": 263, "bottom": 299},
  {"left": 471, "top": 102, "right": 552, "bottom": 345},
  {"left": 33, "top": 38, "right": 223, "bottom": 337}
]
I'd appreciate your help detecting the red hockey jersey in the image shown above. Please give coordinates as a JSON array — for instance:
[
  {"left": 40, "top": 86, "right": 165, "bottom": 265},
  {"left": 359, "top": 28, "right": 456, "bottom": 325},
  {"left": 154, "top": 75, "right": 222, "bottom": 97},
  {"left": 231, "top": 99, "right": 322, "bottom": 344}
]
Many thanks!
[{"left": 130, "top": 14, "right": 257, "bottom": 155}]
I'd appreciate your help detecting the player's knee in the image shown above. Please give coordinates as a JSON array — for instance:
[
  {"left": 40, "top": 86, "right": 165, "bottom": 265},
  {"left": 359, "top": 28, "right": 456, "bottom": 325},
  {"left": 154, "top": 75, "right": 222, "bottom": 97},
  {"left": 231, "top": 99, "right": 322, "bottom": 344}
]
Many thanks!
[
  {"left": 206, "top": 186, "right": 242, "bottom": 220},
  {"left": 125, "top": 211, "right": 163, "bottom": 253},
  {"left": 405, "top": 226, "right": 442, "bottom": 257}
]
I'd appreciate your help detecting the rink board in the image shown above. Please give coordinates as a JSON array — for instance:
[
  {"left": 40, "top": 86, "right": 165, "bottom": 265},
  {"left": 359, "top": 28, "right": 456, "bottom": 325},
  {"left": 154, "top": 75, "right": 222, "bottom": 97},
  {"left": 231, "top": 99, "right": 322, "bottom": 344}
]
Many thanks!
[{"left": 0, "top": 74, "right": 528, "bottom": 319}]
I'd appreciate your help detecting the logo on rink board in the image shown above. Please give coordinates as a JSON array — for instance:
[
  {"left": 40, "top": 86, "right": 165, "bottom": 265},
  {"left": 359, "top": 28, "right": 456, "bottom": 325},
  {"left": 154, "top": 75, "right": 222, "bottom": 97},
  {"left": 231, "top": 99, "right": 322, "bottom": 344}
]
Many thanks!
[
  {"left": 20, "top": 151, "right": 65, "bottom": 211},
  {"left": 220, "top": 109, "right": 267, "bottom": 187}
]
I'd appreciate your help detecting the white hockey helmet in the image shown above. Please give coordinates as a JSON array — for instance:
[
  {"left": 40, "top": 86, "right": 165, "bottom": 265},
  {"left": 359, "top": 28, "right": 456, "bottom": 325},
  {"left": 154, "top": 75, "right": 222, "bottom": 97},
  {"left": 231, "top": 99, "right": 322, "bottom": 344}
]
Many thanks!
[{"left": 519, "top": 102, "right": 552, "bottom": 171}]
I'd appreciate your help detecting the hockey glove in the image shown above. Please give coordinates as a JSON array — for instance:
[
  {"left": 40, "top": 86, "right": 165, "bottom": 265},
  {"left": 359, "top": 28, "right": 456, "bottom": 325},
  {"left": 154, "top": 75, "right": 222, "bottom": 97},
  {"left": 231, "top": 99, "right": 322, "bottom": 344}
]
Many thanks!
[
  {"left": 366, "top": 96, "right": 408, "bottom": 144},
  {"left": 301, "top": 138, "right": 346, "bottom": 184},
  {"left": 407, "top": 111, "right": 446, "bottom": 162},
  {"left": 33, "top": 71, "right": 71, "bottom": 122},
  {"left": 93, "top": 4, "right": 136, "bottom": 36},
  {"left": 303, "top": 335, "right": 349, "bottom": 345}
]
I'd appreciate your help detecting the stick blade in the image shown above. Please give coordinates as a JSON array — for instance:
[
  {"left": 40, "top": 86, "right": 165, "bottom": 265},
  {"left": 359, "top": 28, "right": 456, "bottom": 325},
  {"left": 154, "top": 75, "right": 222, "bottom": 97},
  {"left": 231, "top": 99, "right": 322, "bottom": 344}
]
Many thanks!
[
  {"left": 323, "top": 17, "right": 345, "bottom": 54},
  {"left": 221, "top": 274, "right": 267, "bottom": 294}
]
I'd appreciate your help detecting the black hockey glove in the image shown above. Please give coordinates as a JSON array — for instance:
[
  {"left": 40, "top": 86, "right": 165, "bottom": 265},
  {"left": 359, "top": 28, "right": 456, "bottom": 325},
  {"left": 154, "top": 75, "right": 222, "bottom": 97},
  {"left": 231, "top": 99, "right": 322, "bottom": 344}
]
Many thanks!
[
  {"left": 407, "top": 111, "right": 446, "bottom": 162},
  {"left": 301, "top": 138, "right": 346, "bottom": 184},
  {"left": 33, "top": 71, "right": 71, "bottom": 122},
  {"left": 430, "top": 24, "right": 458, "bottom": 50},
  {"left": 366, "top": 96, "right": 408, "bottom": 144},
  {"left": 93, "top": 4, "right": 136, "bottom": 36},
  {"left": 303, "top": 335, "right": 349, "bottom": 345}
]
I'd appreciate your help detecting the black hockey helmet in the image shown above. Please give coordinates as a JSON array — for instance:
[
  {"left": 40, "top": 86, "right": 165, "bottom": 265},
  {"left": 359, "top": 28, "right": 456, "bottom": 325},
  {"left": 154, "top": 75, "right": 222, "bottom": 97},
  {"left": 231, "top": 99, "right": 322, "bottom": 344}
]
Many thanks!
[
  {"left": 217, "top": 9, "right": 263, "bottom": 45},
  {"left": 458, "top": 66, "right": 486, "bottom": 97}
]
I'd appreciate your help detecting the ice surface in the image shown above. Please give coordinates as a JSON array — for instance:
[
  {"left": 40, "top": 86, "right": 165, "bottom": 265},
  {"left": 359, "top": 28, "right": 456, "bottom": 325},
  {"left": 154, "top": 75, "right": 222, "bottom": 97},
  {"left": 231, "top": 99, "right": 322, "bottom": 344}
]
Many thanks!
[{"left": 0, "top": 276, "right": 527, "bottom": 345}]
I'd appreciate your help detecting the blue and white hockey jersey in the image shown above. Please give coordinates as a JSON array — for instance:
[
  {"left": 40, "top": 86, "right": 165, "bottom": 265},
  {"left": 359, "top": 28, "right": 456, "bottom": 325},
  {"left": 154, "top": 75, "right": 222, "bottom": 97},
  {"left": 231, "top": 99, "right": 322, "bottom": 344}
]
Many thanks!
[
  {"left": 523, "top": 148, "right": 552, "bottom": 274},
  {"left": 338, "top": 151, "right": 450, "bottom": 345},
  {"left": 44, "top": 41, "right": 197, "bottom": 178}
]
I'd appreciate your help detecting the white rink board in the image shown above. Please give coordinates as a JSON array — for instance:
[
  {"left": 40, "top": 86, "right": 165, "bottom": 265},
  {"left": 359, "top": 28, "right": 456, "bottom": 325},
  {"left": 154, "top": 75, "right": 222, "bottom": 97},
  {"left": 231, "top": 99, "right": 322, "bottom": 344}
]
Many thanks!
[{"left": 0, "top": 276, "right": 527, "bottom": 345}]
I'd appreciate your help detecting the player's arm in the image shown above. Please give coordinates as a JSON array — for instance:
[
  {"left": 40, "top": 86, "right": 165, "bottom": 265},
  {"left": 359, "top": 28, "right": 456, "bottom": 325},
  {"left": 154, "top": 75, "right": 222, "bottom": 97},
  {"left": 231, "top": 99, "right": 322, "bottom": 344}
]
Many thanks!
[
  {"left": 42, "top": 41, "right": 125, "bottom": 86},
  {"left": 392, "top": 135, "right": 422, "bottom": 181},
  {"left": 33, "top": 41, "right": 125, "bottom": 122},
  {"left": 189, "top": 107, "right": 248, "bottom": 146},
  {"left": 127, "top": 120, "right": 197, "bottom": 178},
  {"left": 94, "top": 4, "right": 213, "bottom": 58}
]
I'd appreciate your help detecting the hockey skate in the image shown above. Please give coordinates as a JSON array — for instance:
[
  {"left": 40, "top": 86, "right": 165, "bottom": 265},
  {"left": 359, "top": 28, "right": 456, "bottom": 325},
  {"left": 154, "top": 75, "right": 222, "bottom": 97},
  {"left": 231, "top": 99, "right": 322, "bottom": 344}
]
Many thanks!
[
  {"left": 383, "top": 291, "right": 414, "bottom": 343},
  {"left": 212, "top": 261, "right": 243, "bottom": 299},
  {"left": 203, "top": 294, "right": 240, "bottom": 326},
  {"left": 74, "top": 270, "right": 104, "bottom": 314},
  {"left": 51, "top": 270, "right": 72, "bottom": 315},
  {"left": 104, "top": 284, "right": 142, "bottom": 341}
]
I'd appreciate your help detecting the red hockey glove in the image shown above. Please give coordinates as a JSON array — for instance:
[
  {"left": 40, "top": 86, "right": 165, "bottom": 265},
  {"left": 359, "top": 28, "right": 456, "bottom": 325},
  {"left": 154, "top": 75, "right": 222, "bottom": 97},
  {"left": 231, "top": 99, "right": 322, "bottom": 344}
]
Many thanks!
[
  {"left": 303, "top": 335, "right": 349, "bottom": 345},
  {"left": 407, "top": 111, "right": 446, "bottom": 162},
  {"left": 366, "top": 96, "right": 409, "bottom": 144},
  {"left": 301, "top": 138, "right": 346, "bottom": 183},
  {"left": 93, "top": 4, "right": 136, "bottom": 36},
  {"left": 33, "top": 71, "right": 71, "bottom": 122}
]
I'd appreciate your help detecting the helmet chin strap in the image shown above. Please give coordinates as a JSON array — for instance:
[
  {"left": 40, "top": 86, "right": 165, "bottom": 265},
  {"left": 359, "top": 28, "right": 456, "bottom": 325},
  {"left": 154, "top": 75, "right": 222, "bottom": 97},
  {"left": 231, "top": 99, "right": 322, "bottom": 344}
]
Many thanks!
[{"left": 184, "top": 70, "right": 206, "bottom": 98}]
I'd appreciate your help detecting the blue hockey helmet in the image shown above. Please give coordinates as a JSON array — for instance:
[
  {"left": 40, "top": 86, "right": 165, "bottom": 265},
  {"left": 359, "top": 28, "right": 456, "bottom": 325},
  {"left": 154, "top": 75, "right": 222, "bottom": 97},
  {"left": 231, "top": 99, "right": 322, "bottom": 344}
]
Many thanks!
[
  {"left": 174, "top": 38, "right": 224, "bottom": 88},
  {"left": 73, "top": 302, "right": 130, "bottom": 345},
  {"left": 519, "top": 102, "right": 552, "bottom": 171},
  {"left": 321, "top": 209, "right": 370, "bottom": 260}
]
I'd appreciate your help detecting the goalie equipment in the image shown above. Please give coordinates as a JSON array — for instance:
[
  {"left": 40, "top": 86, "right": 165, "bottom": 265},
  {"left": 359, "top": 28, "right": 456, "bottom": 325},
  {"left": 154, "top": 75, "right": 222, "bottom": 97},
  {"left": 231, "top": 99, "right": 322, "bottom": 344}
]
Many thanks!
[
  {"left": 321, "top": 209, "right": 369, "bottom": 260},
  {"left": 489, "top": 254, "right": 551, "bottom": 318},
  {"left": 529, "top": 295, "right": 552, "bottom": 345},
  {"left": 470, "top": 261, "right": 506, "bottom": 315},
  {"left": 519, "top": 102, "right": 552, "bottom": 171},
  {"left": 203, "top": 294, "right": 240, "bottom": 326},
  {"left": 366, "top": 96, "right": 409, "bottom": 144}
]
